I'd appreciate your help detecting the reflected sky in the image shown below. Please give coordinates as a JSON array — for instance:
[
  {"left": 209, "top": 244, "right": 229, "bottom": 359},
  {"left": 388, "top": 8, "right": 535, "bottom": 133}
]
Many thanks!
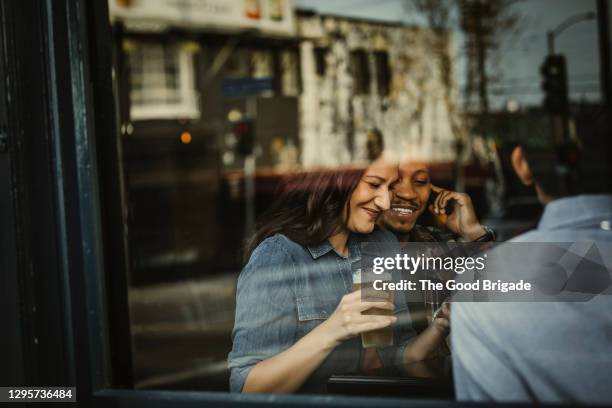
[{"left": 296, "top": 0, "right": 601, "bottom": 110}]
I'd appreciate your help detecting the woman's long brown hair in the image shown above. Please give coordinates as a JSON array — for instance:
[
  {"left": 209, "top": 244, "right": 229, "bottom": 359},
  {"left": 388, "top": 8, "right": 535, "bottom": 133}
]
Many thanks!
[{"left": 245, "top": 168, "right": 364, "bottom": 260}]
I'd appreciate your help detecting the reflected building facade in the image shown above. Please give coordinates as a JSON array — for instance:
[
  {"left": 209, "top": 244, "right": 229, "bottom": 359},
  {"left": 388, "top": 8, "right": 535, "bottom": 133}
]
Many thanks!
[{"left": 108, "top": 0, "right": 466, "bottom": 286}]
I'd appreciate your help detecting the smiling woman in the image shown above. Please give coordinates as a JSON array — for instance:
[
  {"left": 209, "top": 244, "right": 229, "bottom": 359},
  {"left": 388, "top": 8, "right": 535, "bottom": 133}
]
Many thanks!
[
  {"left": 344, "top": 160, "right": 396, "bottom": 237},
  {"left": 228, "top": 158, "right": 408, "bottom": 394}
]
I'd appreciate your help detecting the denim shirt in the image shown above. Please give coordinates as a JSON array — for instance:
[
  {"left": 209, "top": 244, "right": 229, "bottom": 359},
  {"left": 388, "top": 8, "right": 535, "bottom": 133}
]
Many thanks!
[{"left": 228, "top": 229, "right": 416, "bottom": 393}]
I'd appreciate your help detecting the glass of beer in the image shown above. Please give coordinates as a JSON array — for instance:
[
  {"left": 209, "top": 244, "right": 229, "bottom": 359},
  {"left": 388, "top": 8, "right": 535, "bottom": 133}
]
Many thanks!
[{"left": 352, "top": 260, "right": 394, "bottom": 348}]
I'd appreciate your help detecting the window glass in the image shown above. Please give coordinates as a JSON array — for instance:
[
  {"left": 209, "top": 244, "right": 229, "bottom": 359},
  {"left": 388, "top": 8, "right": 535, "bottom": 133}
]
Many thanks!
[
  {"left": 350, "top": 49, "right": 371, "bottom": 95},
  {"left": 251, "top": 49, "right": 274, "bottom": 79},
  {"left": 126, "top": 40, "right": 200, "bottom": 120},
  {"left": 106, "top": 0, "right": 610, "bottom": 401},
  {"left": 280, "top": 49, "right": 300, "bottom": 96},
  {"left": 374, "top": 51, "right": 390, "bottom": 97}
]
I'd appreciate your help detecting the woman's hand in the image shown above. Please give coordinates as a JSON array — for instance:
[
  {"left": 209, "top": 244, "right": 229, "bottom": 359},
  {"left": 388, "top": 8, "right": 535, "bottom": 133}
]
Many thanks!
[
  {"left": 429, "top": 184, "right": 486, "bottom": 241},
  {"left": 403, "top": 303, "right": 451, "bottom": 364},
  {"left": 243, "top": 289, "right": 394, "bottom": 394},
  {"left": 316, "top": 289, "right": 396, "bottom": 349}
]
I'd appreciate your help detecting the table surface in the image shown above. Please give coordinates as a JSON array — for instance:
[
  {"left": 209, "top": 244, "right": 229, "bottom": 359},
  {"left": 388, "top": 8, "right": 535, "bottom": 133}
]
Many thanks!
[{"left": 327, "top": 355, "right": 454, "bottom": 399}]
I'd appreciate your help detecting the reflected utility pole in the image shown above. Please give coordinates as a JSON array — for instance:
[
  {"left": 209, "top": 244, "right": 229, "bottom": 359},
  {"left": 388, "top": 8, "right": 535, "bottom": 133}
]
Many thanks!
[
  {"left": 244, "top": 98, "right": 257, "bottom": 240},
  {"left": 543, "top": 12, "right": 596, "bottom": 146},
  {"left": 547, "top": 12, "right": 596, "bottom": 56},
  {"left": 542, "top": 11, "right": 596, "bottom": 195}
]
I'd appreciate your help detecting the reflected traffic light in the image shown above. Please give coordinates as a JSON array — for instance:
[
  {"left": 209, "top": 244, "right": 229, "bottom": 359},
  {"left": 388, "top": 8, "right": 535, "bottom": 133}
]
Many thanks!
[
  {"left": 234, "top": 119, "right": 255, "bottom": 156},
  {"left": 540, "top": 54, "right": 568, "bottom": 114}
]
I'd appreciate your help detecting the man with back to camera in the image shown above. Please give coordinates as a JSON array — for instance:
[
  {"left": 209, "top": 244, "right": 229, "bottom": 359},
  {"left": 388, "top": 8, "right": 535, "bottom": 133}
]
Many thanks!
[{"left": 451, "top": 139, "right": 612, "bottom": 404}]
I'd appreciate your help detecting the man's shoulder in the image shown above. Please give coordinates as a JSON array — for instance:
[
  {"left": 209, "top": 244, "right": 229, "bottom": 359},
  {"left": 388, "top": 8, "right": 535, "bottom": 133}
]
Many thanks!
[
  {"left": 510, "top": 227, "right": 612, "bottom": 243},
  {"left": 508, "top": 229, "right": 545, "bottom": 242}
]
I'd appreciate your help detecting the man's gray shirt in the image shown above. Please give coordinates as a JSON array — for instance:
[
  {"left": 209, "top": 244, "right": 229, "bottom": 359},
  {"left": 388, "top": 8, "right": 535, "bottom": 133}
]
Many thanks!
[{"left": 452, "top": 195, "right": 612, "bottom": 404}]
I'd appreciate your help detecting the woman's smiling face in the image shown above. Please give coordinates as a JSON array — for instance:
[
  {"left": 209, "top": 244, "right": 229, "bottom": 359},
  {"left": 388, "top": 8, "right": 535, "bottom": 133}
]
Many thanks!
[
  {"left": 345, "top": 159, "right": 399, "bottom": 234},
  {"left": 380, "top": 161, "right": 431, "bottom": 234}
]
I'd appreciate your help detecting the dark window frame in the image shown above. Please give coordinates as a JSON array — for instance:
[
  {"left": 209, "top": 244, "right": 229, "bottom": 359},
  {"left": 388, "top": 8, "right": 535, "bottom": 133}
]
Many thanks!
[{"left": 314, "top": 46, "right": 329, "bottom": 77}]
